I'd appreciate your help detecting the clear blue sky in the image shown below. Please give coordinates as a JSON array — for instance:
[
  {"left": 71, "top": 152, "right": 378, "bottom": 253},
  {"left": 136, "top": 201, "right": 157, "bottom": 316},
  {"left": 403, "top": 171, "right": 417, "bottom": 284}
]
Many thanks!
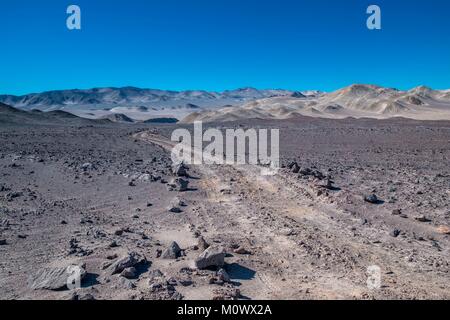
[{"left": 2, "top": 0, "right": 450, "bottom": 95}]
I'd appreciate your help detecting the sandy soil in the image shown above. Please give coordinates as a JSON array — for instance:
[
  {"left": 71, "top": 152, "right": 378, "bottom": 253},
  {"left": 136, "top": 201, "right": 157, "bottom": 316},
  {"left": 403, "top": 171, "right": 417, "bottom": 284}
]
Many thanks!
[{"left": 0, "top": 117, "right": 449, "bottom": 300}]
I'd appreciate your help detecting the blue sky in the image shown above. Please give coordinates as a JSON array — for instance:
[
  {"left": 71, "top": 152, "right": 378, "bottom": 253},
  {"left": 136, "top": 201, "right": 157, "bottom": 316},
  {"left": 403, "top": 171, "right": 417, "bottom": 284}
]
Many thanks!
[{"left": 1, "top": 0, "right": 450, "bottom": 95}]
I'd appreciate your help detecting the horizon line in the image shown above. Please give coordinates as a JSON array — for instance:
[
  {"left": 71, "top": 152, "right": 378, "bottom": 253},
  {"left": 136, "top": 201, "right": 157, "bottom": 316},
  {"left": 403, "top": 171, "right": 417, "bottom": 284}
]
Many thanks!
[{"left": 1, "top": 83, "right": 448, "bottom": 97}]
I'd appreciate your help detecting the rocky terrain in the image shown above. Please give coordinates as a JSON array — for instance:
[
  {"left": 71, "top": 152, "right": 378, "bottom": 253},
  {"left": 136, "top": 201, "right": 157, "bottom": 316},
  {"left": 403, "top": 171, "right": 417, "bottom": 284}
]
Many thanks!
[{"left": 0, "top": 104, "right": 449, "bottom": 300}]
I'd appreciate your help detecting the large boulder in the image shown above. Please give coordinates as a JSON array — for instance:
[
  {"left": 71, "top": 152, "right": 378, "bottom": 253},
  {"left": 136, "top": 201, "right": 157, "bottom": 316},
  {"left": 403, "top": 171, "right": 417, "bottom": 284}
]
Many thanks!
[
  {"left": 194, "top": 245, "right": 226, "bottom": 269},
  {"left": 29, "top": 263, "right": 87, "bottom": 290}
]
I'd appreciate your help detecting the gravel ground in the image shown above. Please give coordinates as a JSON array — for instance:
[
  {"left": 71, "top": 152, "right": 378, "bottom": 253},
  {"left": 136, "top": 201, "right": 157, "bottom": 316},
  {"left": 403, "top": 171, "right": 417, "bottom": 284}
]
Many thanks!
[{"left": 0, "top": 115, "right": 449, "bottom": 300}]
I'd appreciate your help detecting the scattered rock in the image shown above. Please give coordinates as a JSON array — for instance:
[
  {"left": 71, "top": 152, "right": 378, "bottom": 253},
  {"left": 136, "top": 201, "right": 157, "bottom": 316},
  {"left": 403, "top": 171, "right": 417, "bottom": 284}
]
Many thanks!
[
  {"left": 390, "top": 229, "right": 401, "bottom": 238},
  {"left": 197, "top": 236, "right": 210, "bottom": 251},
  {"left": 194, "top": 245, "right": 226, "bottom": 269},
  {"left": 0, "top": 239, "right": 7, "bottom": 245},
  {"left": 415, "top": 215, "right": 431, "bottom": 223},
  {"left": 120, "top": 267, "right": 137, "bottom": 279},
  {"left": 172, "top": 197, "right": 187, "bottom": 207},
  {"left": 364, "top": 194, "right": 380, "bottom": 204},
  {"left": 70, "top": 292, "right": 96, "bottom": 300},
  {"left": 147, "top": 269, "right": 165, "bottom": 282},
  {"left": 6, "top": 191, "right": 23, "bottom": 201},
  {"left": 167, "top": 205, "right": 182, "bottom": 213},
  {"left": 109, "top": 240, "right": 119, "bottom": 248},
  {"left": 290, "top": 162, "right": 300, "bottom": 173},
  {"left": 161, "top": 241, "right": 182, "bottom": 259},
  {"left": 212, "top": 288, "right": 241, "bottom": 300},
  {"left": 172, "top": 163, "right": 188, "bottom": 177},
  {"left": 78, "top": 293, "right": 96, "bottom": 300},
  {"left": 106, "top": 253, "right": 118, "bottom": 260},
  {"left": 233, "top": 246, "right": 251, "bottom": 255},
  {"left": 81, "top": 163, "right": 93, "bottom": 171},
  {"left": 109, "top": 252, "right": 144, "bottom": 275},
  {"left": 128, "top": 180, "right": 136, "bottom": 187},
  {"left": 167, "top": 178, "right": 189, "bottom": 192},
  {"left": 114, "top": 229, "right": 124, "bottom": 236},
  {"left": 116, "top": 276, "right": 136, "bottom": 290},
  {"left": 436, "top": 225, "right": 450, "bottom": 235},
  {"left": 217, "top": 268, "right": 231, "bottom": 283}
]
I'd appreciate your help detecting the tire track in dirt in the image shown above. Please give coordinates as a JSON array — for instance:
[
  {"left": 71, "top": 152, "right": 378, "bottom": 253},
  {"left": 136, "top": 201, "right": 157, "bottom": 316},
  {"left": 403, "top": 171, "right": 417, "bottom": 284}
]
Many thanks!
[{"left": 135, "top": 131, "right": 450, "bottom": 299}]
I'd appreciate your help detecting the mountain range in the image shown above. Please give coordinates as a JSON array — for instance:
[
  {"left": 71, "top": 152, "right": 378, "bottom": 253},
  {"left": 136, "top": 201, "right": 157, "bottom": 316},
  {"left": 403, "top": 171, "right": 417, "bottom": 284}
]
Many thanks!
[
  {"left": 1, "top": 85, "right": 450, "bottom": 122},
  {"left": 182, "top": 85, "right": 450, "bottom": 122}
]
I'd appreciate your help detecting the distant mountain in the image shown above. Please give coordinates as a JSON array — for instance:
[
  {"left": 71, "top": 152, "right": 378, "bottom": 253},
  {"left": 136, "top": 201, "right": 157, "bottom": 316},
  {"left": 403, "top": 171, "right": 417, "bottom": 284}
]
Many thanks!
[
  {"left": 181, "top": 84, "right": 450, "bottom": 123},
  {"left": 0, "top": 87, "right": 296, "bottom": 111},
  {"left": 100, "top": 113, "right": 135, "bottom": 123},
  {"left": 0, "top": 102, "right": 108, "bottom": 126},
  {"left": 5, "top": 84, "right": 449, "bottom": 123}
]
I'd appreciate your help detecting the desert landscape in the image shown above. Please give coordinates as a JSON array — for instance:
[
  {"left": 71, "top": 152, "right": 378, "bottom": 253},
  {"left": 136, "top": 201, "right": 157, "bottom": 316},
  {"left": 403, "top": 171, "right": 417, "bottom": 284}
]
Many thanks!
[{"left": 0, "top": 85, "right": 449, "bottom": 300}]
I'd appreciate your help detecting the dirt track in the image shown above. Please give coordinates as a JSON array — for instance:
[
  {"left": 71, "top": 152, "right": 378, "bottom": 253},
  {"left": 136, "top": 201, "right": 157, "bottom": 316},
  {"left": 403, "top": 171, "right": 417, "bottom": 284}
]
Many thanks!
[
  {"left": 0, "top": 118, "right": 449, "bottom": 300},
  {"left": 135, "top": 131, "right": 450, "bottom": 299}
]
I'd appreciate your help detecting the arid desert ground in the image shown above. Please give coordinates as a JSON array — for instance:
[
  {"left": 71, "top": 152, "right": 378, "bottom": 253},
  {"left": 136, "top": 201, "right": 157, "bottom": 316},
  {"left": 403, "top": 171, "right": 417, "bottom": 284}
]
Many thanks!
[{"left": 0, "top": 102, "right": 449, "bottom": 300}]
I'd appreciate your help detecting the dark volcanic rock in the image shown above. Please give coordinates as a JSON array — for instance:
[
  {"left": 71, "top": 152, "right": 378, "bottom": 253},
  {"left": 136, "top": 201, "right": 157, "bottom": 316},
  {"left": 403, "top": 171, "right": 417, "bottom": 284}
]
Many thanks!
[
  {"left": 364, "top": 194, "right": 380, "bottom": 204},
  {"left": 168, "top": 178, "right": 189, "bottom": 192},
  {"left": 172, "top": 163, "right": 188, "bottom": 177},
  {"left": 161, "top": 241, "right": 182, "bottom": 259}
]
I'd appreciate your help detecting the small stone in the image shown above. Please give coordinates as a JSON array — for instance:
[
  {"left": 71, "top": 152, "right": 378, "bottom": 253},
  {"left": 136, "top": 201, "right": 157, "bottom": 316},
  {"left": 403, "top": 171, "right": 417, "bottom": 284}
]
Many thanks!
[
  {"left": 217, "top": 268, "right": 230, "bottom": 283},
  {"left": 197, "top": 236, "right": 210, "bottom": 251},
  {"left": 194, "top": 245, "right": 226, "bottom": 269},
  {"left": 179, "top": 279, "right": 193, "bottom": 287},
  {"left": 81, "top": 163, "right": 93, "bottom": 171},
  {"left": 120, "top": 267, "right": 137, "bottom": 279},
  {"left": 167, "top": 178, "right": 189, "bottom": 192},
  {"left": 161, "top": 241, "right": 182, "bottom": 259},
  {"left": 168, "top": 206, "right": 182, "bottom": 213},
  {"left": 436, "top": 225, "right": 450, "bottom": 235},
  {"left": 391, "top": 209, "right": 402, "bottom": 215},
  {"left": 364, "top": 194, "right": 380, "bottom": 204},
  {"left": 415, "top": 215, "right": 431, "bottom": 222},
  {"left": 390, "top": 229, "right": 401, "bottom": 238},
  {"left": 117, "top": 276, "right": 136, "bottom": 289},
  {"left": 109, "top": 252, "right": 143, "bottom": 275},
  {"left": 0, "top": 239, "right": 7, "bottom": 245},
  {"left": 109, "top": 240, "right": 119, "bottom": 248},
  {"left": 233, "top": 246, "right": 251, "bottom": 255},
  {"left": 172, "top": 163, "right": 189, "bottom": 177}
]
